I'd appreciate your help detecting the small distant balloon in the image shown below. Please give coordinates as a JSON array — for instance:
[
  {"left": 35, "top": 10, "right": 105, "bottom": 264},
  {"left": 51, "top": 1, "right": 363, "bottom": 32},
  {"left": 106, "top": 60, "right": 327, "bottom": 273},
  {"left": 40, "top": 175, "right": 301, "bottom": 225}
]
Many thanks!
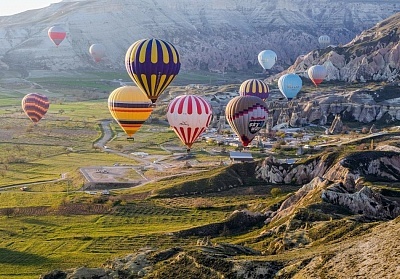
[
  {"left": 308, "top": 65, "right": 327, "bottom": 87},
  {"left": 167, "top": 95, "right": 212, "bottom": 152},
  {"left": 108, "top": 86, "right": 153, "bottom": 138},
  {"left": 125, "top": 38, "right": 181, "bottom": 104},
  {"left": 318, "top": 35, "right": 330, "bottom": 48},
  {"left": 48, "top": 25, "right": 66, "bottom": 47},
  {"left": 258, "top": 50, "right": 277, "bottom": 70},
  {"left": 278, "top": 74, "right": 302, "bottom": 100},
  {"left": 22, "top": 93, "right": 50, "bottom": 123},
  {"left": 89, "top": 44, "right": 106, "bottom": 62},
  {"left": 239, "top": 79, "right": 269, "bottom": 101},
  {"left": 225, "top": 96, "right": 268, "bottom": 147}
]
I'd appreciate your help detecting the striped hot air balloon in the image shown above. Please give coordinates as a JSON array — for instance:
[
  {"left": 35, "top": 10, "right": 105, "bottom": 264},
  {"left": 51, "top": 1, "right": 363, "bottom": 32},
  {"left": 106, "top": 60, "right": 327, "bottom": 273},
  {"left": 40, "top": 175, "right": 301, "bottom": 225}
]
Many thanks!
[
  {"left": 239, "top": 79, "right": 269, "bottom": 101},
  {"left": 21, "top": 93, "right": 50, "bottom": 123},
  {"left": 318, "top": 35, "right": 330, "bottom": 48},
  {"left": 125, "top": 38, "right": 181, "bottom": 104},
  {"left": 307, "top": 65, "right": 327, "bottom": 87},
  {"left": 225, "top": 96, "right": 268, "bottom": 147},
  {"left": 48, "top": 25, "right": 66, "bottom": 47},
  {"left": 108, "top": 86, "right": 153, "bottom": 138},
  {"left": 167, "top": 95, "right": 212, "bottom": 152}
]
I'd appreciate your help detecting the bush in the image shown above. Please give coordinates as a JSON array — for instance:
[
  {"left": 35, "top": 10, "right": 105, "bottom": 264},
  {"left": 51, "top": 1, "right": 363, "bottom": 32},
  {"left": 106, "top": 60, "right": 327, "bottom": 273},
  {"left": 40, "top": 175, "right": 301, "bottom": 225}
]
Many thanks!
[{"left": 270, "top": 187, "right": 282, "bottom": 197}]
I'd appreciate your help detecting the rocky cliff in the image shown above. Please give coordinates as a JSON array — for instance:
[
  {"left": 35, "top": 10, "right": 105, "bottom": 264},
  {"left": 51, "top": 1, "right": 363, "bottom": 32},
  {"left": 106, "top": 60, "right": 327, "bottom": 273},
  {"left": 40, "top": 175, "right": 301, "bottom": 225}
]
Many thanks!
[
  {"left": 0, "top": 0, "right": 399, "bottom": 75},
  {"left": 286, "top": 12, "right": 400, "bottom": 82}
]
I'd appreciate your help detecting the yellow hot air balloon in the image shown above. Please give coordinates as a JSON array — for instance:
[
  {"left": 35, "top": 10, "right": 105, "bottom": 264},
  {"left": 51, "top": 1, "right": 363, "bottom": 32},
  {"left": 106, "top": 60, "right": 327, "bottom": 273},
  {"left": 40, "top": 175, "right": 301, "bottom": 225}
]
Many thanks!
[{"left": 108, "top": 86, "right": 153, "bottom": 138}]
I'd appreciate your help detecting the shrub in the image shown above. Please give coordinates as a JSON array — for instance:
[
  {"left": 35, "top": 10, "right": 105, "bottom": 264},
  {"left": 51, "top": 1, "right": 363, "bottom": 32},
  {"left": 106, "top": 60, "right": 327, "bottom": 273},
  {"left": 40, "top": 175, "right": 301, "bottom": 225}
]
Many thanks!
[{"left": 270, "top": 187, "right": 282, "bottom": 197}]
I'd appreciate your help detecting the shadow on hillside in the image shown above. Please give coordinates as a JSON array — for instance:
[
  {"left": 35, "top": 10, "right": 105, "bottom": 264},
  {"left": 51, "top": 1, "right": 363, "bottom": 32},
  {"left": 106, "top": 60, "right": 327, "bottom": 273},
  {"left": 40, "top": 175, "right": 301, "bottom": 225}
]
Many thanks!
[{"left": 0, "top": 248, "right": 49, "bottom": 265}]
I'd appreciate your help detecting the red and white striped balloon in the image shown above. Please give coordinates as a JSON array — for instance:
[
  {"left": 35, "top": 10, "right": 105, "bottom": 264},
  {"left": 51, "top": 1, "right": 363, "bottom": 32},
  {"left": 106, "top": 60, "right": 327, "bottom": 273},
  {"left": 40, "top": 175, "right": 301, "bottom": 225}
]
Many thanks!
[{"left": 167, "top": 95, "right": 212, "bottom": 151}]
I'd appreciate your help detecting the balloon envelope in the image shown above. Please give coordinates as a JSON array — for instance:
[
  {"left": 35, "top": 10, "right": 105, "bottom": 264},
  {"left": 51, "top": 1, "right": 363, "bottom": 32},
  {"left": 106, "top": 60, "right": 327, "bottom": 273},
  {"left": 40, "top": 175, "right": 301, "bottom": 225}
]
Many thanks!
[
  {"left": 278, "top": 73, "right": 302, "bottom": 100},
  {"left": 167, "top": 95, "right": 212, "bottom": 150},
  {"left": 318, "top": 35, "right": 330, "bottom": 48},
  {"left": 258, "top": 50, "right": 277, "bottom": 70},
  {"left": 125, "top": 38, "right": 181, "bottom": 104},
  {"left": 22, "top": 93, "right": 49, "bottom": 123},
  {"left": 108, "top": 86, "right": 153, "bottom": 137},
  {"left": 48, "top": 25, "right": 66, "bottom": 46},
  {"left": 89, "top": 44, "right": 106, "bottom": 62},
  {"left": 308, "top": 65, "right": 327, "bottom": 87},
  {"left": 239, "top": 79, "right": 269, "bottom": 101},
  {"left": 225, "top": 96, "right": 268, "bottom": 147}
]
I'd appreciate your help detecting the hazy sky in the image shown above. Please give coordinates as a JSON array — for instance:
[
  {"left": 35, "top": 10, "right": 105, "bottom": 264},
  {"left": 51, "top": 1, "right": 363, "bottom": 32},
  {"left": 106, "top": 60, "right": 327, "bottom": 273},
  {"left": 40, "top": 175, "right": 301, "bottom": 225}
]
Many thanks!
[{"left": 0, "top": 0, "right": 62, "bottom": 16}]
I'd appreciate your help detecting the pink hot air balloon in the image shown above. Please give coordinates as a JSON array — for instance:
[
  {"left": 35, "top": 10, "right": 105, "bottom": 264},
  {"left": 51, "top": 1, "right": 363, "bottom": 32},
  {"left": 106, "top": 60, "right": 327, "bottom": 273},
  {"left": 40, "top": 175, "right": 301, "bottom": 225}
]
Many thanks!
[
  {"left": 48, "top": 25, "right": 66, "bottom": 47},
  {"left": 167, "top": 95, "right": 212, "bottom": 152},
  {"left": 308, "top": 65, "right": 327, "bottom": 87},
  {"left": 89, "top": 44, "right": 106, "bottom": 62}
]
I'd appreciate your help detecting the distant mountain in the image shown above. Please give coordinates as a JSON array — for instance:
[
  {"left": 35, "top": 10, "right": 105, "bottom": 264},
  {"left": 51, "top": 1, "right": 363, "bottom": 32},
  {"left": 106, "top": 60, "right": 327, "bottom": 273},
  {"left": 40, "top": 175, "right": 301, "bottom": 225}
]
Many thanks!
[
  {"left": 0, "top": 0, "right": 399, "bottom": 76},
  {"left": 285, "top": 12, "right": 400, "bottom": 82}
]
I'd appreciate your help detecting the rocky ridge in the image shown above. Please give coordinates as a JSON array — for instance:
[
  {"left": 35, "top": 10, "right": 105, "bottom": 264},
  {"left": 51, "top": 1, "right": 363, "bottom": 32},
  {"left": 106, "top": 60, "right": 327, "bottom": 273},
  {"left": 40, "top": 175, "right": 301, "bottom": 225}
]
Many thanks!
[
  {"left": 0, "top": 0, "right": 399, "bottom": 75},
  {"left": 285, "top": 12, "right": 400, "bottom": 82}
]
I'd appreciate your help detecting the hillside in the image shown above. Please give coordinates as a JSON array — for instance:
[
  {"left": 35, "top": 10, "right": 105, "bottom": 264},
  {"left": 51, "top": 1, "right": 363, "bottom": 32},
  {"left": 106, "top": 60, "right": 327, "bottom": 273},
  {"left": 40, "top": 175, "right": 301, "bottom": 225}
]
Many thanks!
[
  {"left": 0, "top": 0, "right": 399, "bottom": 76},
  {"left": 39, "top": 148, "right": 400, "bottom": 278}
]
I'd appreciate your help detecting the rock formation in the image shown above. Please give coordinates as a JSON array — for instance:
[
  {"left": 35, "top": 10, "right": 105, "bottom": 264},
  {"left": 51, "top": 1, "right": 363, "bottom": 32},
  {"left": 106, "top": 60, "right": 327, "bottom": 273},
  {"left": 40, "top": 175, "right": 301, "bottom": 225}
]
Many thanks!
[{"left": 285, "top": 12, "right": 400, "bottom": 82}]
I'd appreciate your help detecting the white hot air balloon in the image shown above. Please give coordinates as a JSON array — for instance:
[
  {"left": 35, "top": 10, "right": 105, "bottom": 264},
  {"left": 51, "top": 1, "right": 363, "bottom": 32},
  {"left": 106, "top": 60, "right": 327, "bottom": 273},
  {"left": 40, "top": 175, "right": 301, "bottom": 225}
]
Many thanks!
[
  {"left": 89, "top": 43, "right": 106, "bottom": 62},
  {"left": 258, "top": 50, "right": 277, "bottom": 70}
]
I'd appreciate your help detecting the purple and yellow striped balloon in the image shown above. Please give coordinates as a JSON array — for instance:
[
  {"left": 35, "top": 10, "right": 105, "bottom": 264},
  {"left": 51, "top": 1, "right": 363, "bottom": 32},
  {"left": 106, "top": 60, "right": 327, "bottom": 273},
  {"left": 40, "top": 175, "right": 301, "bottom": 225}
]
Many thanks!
[
  {"left": 125, "top": 38, "right": 181, "bottom": 104},
  {"left": 22, "top": 93, "right": 50, "bottom": 123},
  {"left": 239, "top": 79, "right": 269, "bottom": 101}
]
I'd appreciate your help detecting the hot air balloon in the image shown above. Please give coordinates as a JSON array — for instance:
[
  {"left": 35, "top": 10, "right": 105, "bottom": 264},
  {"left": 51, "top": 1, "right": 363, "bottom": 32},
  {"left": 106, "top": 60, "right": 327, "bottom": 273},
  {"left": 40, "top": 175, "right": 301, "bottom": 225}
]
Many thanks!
[
  {"left": 225, "top": 96, "right": 268, "bottom": 147},
  {"left": 318, "top": 35, "right": 330, "bottom": 48},
  {"left": 48, "top": 25, "right": 66, "bottom": 47},
  {"left": 278, "top": 73, "right": 302, "bottom": 100},
  {"left": 258, "top": 50, "right": 277, "bottom": 70},
  {"left": 22, "top": 93, "right": 50, "bottom": 123},
  {"left": 308, "top": 65, "right": 327, "bottom": 87},
  {"left": 125, "top": 38, "right": 181, "bottom": 104},
  {"left": 167, "top": 95, "right": 212, "bottom": 152},
  {"left": 89, "top": 44, "right": 106, "bottom": 62},
  {"left": 239, "top": 79, "right": 269, "bottom": 101},
  {"left": 108, "top": 86, "right": 153, "bottom": 139}
]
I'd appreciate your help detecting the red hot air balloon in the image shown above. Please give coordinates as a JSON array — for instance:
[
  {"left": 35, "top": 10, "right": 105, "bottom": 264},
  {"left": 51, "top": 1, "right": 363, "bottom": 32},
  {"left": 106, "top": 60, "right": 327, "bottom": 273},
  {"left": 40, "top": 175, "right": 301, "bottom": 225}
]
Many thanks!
[
  {"left": 125, "top": 38, "right": 181, "bottom": 104},
  {"left": 307, "top": 65, "right": 327, "bottom": 87},
  {"left": 239, "top": 79, "right": 269, "bottom": 101},
  {"left": 167, "top": 95, "right": 212, "bottom": 152},
  {"left": 22, "top": 93, "right": 50, "bottom": 123},
  {"left": 48, "top": 25, "right": 66, "bottom": 47}
]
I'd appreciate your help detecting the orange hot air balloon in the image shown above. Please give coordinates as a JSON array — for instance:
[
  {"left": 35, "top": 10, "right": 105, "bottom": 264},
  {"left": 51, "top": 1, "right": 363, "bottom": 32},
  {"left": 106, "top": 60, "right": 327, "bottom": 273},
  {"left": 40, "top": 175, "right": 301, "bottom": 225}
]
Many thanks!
[
  {"left": 108, "top": 86, "right": 153, "bottom": 138},
  {"left": 167, "top": 95, "right": 212, "bottom": 152},
  {"left": 48, "top": 25, "right": 66, "bottom": 47},
  {"left": 22, "top": 93, "right": 50, "bottom": 123}
]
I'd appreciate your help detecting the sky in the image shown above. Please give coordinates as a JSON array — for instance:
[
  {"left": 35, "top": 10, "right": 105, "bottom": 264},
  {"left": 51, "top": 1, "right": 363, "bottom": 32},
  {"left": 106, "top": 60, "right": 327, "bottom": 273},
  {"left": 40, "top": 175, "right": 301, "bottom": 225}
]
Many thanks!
[{"left": 0, "top": 0, "right": 62, "bottom": 16}]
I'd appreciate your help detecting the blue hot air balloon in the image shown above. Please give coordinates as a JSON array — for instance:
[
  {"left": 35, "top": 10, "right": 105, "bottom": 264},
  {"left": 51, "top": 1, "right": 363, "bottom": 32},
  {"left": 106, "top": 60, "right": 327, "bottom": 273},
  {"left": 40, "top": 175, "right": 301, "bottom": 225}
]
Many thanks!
[
  {"left": 258, "top": 50, "right": 277, "bottom": 70},
  {"left": 278, "top": 74, "right": 302, "bottom": 100}
]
